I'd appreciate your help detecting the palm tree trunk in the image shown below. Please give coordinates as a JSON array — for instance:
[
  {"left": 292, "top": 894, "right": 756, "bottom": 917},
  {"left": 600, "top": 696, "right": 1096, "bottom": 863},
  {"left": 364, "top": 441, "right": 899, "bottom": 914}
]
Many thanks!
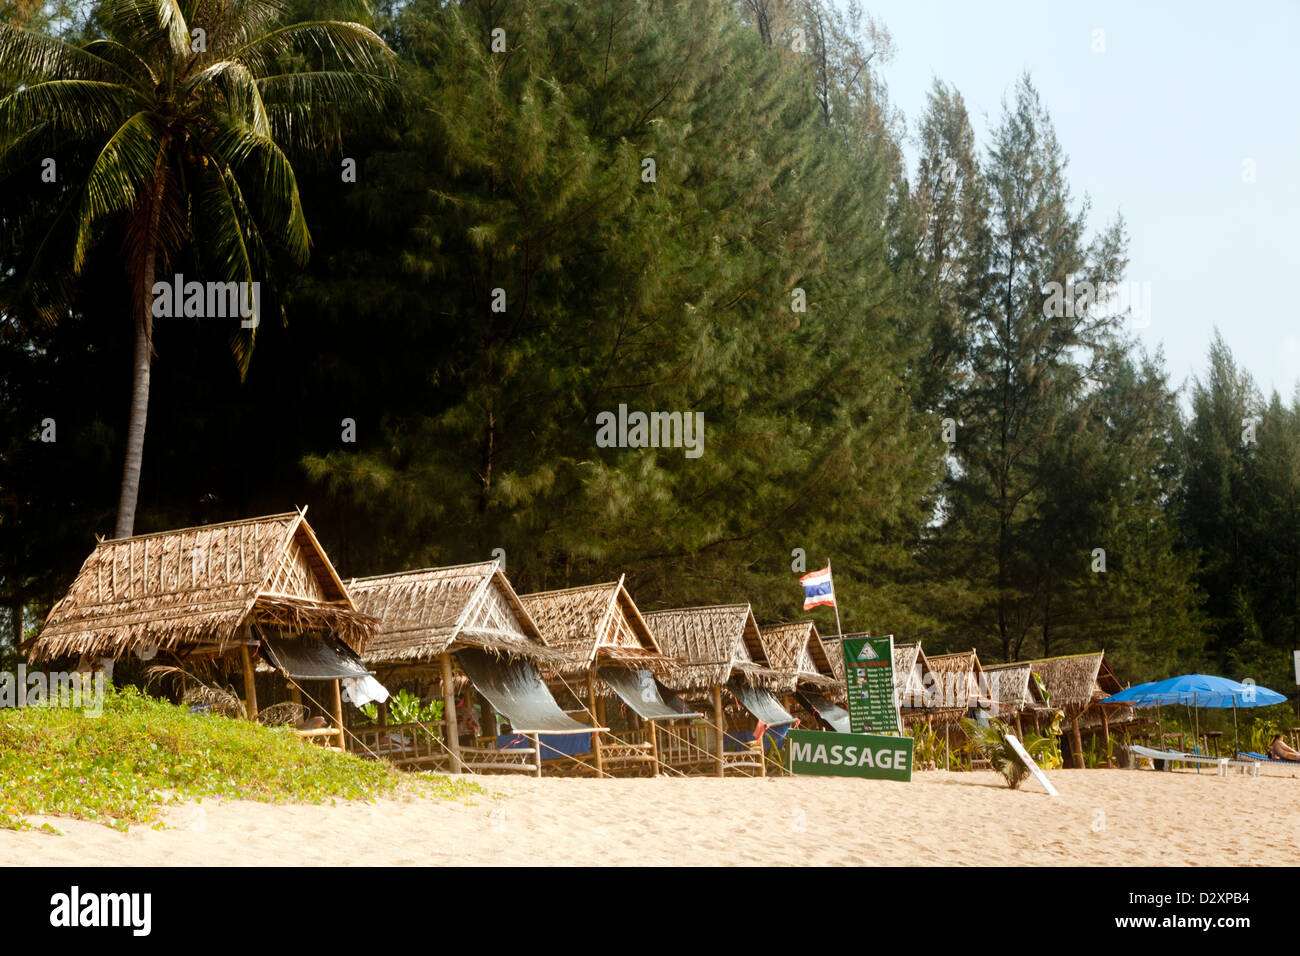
[
  {"left": 114, "top": 157, "right": 167, "bottom": 540},
  {"left": 114, "top": 302, "right": 151, "bottom": 539}
]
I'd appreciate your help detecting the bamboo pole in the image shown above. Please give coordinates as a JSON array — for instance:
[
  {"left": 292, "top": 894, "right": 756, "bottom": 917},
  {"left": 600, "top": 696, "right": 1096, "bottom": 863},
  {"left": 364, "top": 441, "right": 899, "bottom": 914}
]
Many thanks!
[
  {"left": 440, "top": 653, "right": 462, "bottom": 773},
  {"left": 713, "top": 684, "right": 725, "bottom": 777},
  {"left": 1071, "top": 713, "right": 1084, "bottom": 769},
  {"left": 330, "top": 679, "right": 345, "bottom": 746},
  {"left": 587, "top": 671, "right": 604, "bottom": 776},
  {"left": 648, "top": 719, "right": 662, "bottom": 776},
  {"left": 1102, "top": 709, "right": 1113, "bottom": 767},
  {"left": 531, "top": 733, "right": 543, "bottom": 778},
  {"left": 240, "top": 645, "right": 258, "bottom": 720}
]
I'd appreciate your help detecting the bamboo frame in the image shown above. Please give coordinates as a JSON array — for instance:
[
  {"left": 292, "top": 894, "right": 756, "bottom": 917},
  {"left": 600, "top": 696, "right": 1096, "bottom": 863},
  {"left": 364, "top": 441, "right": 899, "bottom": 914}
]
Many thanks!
[{"left": 440, "top": 653, "right": 462, "bottom": 773}]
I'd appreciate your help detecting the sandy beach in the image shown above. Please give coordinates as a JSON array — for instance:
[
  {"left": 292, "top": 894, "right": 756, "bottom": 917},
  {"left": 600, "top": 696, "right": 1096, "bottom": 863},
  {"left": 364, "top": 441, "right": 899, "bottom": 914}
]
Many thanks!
[{"left": 4, "top": 766, "right": 1297, "bottom": 866}]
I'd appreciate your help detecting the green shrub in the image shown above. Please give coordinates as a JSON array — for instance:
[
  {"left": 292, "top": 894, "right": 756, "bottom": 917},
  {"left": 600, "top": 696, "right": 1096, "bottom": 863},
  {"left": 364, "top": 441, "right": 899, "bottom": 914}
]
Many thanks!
[{"left": 0, "top": 685, "right": 479, "bottom": 831}]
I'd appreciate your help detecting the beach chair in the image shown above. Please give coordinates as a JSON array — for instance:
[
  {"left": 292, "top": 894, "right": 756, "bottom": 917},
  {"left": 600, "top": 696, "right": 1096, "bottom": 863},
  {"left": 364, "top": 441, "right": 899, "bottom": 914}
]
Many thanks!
[
  {"left": 1235, "top": 751, "right": 1300, "bottom": 766},
  {"left": 1129, "top": 744, "right": 1259, "bottom": 777}
]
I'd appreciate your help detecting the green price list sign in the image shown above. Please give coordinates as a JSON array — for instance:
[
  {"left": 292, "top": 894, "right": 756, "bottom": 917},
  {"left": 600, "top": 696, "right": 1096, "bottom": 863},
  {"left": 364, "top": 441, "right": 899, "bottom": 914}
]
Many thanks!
[{"left": 843, "top": 635, "right": 900, "bottom": 735}]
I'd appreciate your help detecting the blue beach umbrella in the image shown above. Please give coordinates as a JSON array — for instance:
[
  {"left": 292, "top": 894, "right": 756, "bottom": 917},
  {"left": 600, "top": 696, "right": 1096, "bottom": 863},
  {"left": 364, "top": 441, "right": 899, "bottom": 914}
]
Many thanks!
[{"left": 1104, "top": 674, "right": 1288, "bottom": 755}]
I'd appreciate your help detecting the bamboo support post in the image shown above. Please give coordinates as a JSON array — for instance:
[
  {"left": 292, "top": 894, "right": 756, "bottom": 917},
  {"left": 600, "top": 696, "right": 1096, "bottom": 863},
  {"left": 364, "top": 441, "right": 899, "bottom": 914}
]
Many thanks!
[
  {"left": 330, "top": 679, "right": 345, "bottom": 742},
  {"left": 1071, "top": 713, "right": 1085, "bottom": 769},
  {"left": 531, "top": 733, "right": 543, "bottom": 778},
  {"left": 440, "top": 653, "right": 462, "bottom": 773},
  {"left": 240, "top": 645, "right": 258, "bottom": 720},
  {"left": 587, "top": 671, "right": 604, "bottom": 776},
  {"left": 648, "top": 719, "right": 662, "bottom": 776},
  {"left": 1102, "top": 709, "right": 1113, "bottom": 767},
  {"left": 713, "top": 685, "right": 725, "bottom": 777}
]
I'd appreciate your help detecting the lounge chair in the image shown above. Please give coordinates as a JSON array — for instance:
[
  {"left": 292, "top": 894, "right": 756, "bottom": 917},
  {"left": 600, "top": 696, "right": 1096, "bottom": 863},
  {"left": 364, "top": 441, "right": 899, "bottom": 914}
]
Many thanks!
[
  {"left": 1129, "top": 744, "right": 1259, "bottom": 777},
  {"left": 1236, "top": 750, "right": 1300, "bottom": 765}
]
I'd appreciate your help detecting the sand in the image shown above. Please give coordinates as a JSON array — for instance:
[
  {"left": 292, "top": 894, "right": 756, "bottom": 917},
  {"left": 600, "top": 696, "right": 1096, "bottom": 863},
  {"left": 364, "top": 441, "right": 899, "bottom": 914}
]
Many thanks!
[{"left": 3, "top": 766, "right": 1297, "bottom": 866}]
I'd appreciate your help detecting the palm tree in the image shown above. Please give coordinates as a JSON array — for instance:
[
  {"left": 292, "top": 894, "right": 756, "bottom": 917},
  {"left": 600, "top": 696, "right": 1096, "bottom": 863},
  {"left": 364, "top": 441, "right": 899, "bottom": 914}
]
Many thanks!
[{"left": 0, "top": 0, "right": 394, "bottom": 537}]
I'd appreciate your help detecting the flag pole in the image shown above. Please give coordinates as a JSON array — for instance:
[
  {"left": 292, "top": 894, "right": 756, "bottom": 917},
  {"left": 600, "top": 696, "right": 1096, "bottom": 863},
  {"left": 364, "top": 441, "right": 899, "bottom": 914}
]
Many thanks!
[{"left": 830, "top": 557, "right": 843, "bottom": 637}]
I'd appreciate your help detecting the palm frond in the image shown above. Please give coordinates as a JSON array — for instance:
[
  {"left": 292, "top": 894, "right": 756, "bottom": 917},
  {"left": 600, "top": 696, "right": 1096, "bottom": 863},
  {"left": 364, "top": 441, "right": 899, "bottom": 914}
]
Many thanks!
[
  {"left": 98, "top": 0, "right": 190, "bottom": 59},
  {"left": 0, "top": 25, "right": 136, "bottom": 85},
  {"left": 0, "top": 80, "right": 146, "bottom": 146},
  {"left": 81, "top": 38, "right": 158, "bottom": 89},
  {"left": 186, "top": 59, "right": 272, "bottom": 135},
  {"left": 231, "top": 20, "right": 396, "bottom": 79},
  {"left": 73, "top": 110, "right": 167, "bottom": 270},
  {"left": 256, "top": 69, "right": 397, "bottom": 147}
]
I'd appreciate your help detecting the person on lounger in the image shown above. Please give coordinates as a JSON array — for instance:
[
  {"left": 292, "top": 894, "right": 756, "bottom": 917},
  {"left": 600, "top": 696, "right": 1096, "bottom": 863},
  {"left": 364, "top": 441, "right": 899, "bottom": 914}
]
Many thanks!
[{"left": 1267, "top": 734, "right": 1300, "bottom": 761}]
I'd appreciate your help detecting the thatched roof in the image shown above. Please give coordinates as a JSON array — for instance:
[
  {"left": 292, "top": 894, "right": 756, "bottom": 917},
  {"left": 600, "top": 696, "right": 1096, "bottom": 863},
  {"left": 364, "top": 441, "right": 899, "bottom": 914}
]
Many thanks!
[
  {"left": 29, "top": 511, "right": 373, "bottom": 663},
  {"left": 643, "top": 604, "right": 790, "bottom": 692},
  {"left": 519, "top": 575, "right": 669, "bottom": 676},
  {"left": 982, "top": 661, "right": 1039, "bottom": 718},
  {"left": 1021, "top": 651, "right": 1124, "bottom": 714},
  {"left": 892, "top": 641, "right": 933, "bottom": 710},
  {"left": 925, "top": 649, "right": 989, "bottom": 713},
  {"left": 759, "top": 621, "right": 841, "bottom": 691},
  {"left": 348, "top": 561, "right": 555, "bottom": 666},
  {"left": 824, "top": 635, "right": 846, "bottom": 682}
]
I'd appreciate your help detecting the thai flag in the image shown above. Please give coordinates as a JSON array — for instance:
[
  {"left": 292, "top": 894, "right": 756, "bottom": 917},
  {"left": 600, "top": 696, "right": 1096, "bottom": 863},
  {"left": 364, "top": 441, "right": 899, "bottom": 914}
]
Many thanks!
[{"left": 800, "top": 566, "right": 835, "bottom": 610}]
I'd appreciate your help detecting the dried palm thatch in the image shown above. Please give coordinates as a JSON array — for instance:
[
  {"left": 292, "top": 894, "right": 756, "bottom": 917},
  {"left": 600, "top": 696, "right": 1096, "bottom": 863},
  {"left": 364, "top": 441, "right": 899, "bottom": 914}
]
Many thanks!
[
  {"left": 1021, "top": 651, "right": 1129, "bottom": 719},
  {"left": 145, "top": 663, "right": 246, "bottom": 718},
  {"left": 921, "top": 649, "right": 989, "bottom": 726},
  {"left": 643, "top": 604, "right": 791, "bottom": 692},
  {"left": 29, "top": 511, "right": 374, "bottom": 663},
  {"left": 892, "top": 641, "right": 933, "bottom": 711},
  {"left": 348, "top": 561, "right": 561, "bottom": 667},
  {"left": 519, "top": 574, "right": 671, "bottom": 677},
  {"left": 760, "top": 621, "right": 841, "bottom": 692},
  {"left": 983, "top": 661, "right": 1035, "bottom": 719}
]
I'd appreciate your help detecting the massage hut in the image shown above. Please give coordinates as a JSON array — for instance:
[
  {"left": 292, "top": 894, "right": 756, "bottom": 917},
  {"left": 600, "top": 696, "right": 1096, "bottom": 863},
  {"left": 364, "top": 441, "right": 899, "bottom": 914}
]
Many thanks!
[
  {"left": 982, "top": 661, "right": 1044, "bottom": 734},
  {"left": 760, "top": 621, "right": 848, "bottom": 732},
  {"left": 27, "top": 510, "right": 377, "bottom": 750},
  {"left": 347, "top": 562, "right": 601, "bottom": 776},
  {"left": 1021, "top": 652, "right": 1128, "bottom": 768},
  {"left": 519, "top": 575, "right": 690, "bottom": 776},
  {"left": 892, "top": 641, "right": 934, "bottom": 723},
  {"left": 923, "top": 649, "right": 992, "bottom": 769},
  {"left": 643, "top": 604, "right": 795, "bottom": 777}
]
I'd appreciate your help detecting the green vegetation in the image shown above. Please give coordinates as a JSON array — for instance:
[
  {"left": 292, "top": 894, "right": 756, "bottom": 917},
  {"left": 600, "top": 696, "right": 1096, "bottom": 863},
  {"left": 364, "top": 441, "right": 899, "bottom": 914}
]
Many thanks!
[
  {"left": 0, "top": 686, "right": 479, "bottom": 832},
  {"left": 960, "top": 718, "right": 1059, "bottom": 789},
  {"left": 0, "top": 0, "right": 1295, "bottom": 702},
  {"left": 359, "top": 688, "right": 443, "bottom": 727}
]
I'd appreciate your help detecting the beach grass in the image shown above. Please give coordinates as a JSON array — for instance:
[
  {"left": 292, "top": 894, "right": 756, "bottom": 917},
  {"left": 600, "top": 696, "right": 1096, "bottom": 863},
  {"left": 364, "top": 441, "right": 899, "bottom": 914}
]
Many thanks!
[{"left": 0, "top": 685, "right": 480, "bottom": 832}]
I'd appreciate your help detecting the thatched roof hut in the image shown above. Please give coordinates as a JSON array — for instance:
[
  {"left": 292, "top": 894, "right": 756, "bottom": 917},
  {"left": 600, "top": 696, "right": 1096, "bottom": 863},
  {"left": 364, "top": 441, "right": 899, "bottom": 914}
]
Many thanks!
[
  {"left": 982, "top": 661, "right": 1039, "bottom": 721},
  {"left": 643, "top": 604, "right": 789, "bottom": 693},
  {"left": 1017, "top": 651, "right": 1131, "bottom": 767},
  {"left": 29, "top": 510, "right": 374, "bottom": 663},
  {"left": 892, "top": 641, "right": 932, "bottom": 712},
  {"left": 519, "top": 575, "right": 666, "bottom": 677},
  {"left": 923, "top": 649, "right": 989, "bottom": 726},
  {"left": 759, "top": 621, "right": 841, "bottom": 693},
  {"left": 348, "top": 561, "right": 552, "bottom": 671},
  {"left": 1021, "top": 652, "right": 1122, "bottom": 716}
]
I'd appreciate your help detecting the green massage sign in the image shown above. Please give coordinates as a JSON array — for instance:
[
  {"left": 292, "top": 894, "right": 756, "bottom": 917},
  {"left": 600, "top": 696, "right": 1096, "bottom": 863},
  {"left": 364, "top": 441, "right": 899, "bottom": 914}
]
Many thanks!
[
  {"left": 787, "top": 730, "right": 914, "bottom": 781},
  {"left": 843, "top": 635, "right": 900, "bottom": 735}
]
